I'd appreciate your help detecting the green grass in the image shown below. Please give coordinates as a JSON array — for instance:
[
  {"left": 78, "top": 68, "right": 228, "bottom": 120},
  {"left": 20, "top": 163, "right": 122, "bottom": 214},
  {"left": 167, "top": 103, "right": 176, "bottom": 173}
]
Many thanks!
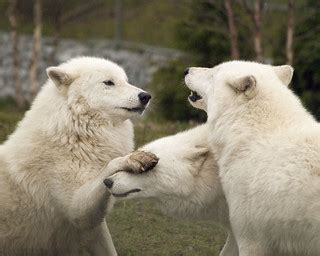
[
  {"left": 107, "top": 200, "right": 226, "bottom": 256},
  {"left": 0, "top": 108, "right": 226, "bottom": 255}
]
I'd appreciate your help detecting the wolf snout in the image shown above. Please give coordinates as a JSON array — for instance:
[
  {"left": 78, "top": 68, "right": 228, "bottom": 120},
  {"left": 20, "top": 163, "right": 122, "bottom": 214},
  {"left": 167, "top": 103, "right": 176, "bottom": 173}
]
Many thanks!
[
  {"left": 104, "top": 178, "right": 114, "bottom": 189},
  {"left": 184, "top": 68, "right": 190, "bottom": 76},
  {"left": 138, "top": 92, "right": 151, "bottom": 105}
]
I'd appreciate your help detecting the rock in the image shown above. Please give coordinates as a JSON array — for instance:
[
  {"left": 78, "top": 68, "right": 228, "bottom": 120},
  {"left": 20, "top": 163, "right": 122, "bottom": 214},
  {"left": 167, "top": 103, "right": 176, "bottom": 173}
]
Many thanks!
[{"left": 0, "top": 32, "right": 182, "bottom": 100}]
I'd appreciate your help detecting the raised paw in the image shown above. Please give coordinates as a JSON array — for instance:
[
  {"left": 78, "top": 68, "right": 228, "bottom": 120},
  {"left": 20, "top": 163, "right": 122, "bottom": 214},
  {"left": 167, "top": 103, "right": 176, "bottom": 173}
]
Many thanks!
[{"left": 123, "top": 151, "right": 159, "bottom": 174}]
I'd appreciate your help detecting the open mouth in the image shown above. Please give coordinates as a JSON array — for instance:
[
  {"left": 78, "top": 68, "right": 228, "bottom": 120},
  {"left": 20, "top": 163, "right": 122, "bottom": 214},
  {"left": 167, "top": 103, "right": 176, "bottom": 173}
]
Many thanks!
[
  {"left": 189, "top": 90, "right": 202, "bottom": 102},
  {"left": 119, "top": 106, "right": 145, "bottom": 113},
  {"left": 112, "top": 188, "right": 141, "bottom": 198}
]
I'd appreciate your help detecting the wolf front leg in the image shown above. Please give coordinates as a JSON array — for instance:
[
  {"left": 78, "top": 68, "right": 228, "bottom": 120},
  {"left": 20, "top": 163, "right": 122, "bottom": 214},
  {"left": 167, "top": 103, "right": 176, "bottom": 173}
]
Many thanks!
[
  {"left": 237, "top": 239, "right": 267, "bottom": 256},
  {"left": 67, "top": 156, "right": 132, "bottom": 229},
  {"left": 219, "top": 231, "right": 238, "bottom": 256},
  {"left": 66, "top": 151, "right": 159, "bottom": 229},
  {"left": 103, "top": 221, "right": 118, "bottom": 256},
  {"left": 88, "top": 221, "right": 117, "bottom": 256}
]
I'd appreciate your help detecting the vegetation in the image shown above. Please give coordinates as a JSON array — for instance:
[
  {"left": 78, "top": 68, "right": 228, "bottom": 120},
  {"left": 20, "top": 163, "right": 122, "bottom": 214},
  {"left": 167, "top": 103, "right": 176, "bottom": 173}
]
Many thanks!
[
  {"left": 151, "top": 0, "right": 320, "bottom": 121},
  {"left": 292, "top": 0, "right": 320, "bottom": 118},
  {"left": 150, "top": 59, "right": 207, "bottom": 122},
  {"left": 1, "top": 0, "right": 320, "bottom": 119},
  {"left": 0, "top": 0, "right": 187, "bottom": 48},
  {"left": 0, "top": 98, "right": 24, "bottom": 142},
  {"left": 108, "top": 199, "right": 226, "bottom": 256}
]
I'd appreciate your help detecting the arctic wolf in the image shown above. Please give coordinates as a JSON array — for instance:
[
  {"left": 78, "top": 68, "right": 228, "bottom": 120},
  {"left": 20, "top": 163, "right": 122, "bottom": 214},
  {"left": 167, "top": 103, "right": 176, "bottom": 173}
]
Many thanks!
[
  {"left": 0, "top": 57, "right": 151, "bottom": 255},
  {"left": 185, "top": 61, "right": 320, "bottom": 255},
  {"left": 104, "top": 124, "right": 238, "bottom": 256}
]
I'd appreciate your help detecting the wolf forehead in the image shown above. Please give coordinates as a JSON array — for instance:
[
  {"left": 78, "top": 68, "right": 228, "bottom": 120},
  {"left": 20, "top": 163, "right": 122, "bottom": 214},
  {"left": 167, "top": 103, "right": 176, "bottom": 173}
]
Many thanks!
[{"left": 54, "top": 56, "right": 128, "bottom": 81}]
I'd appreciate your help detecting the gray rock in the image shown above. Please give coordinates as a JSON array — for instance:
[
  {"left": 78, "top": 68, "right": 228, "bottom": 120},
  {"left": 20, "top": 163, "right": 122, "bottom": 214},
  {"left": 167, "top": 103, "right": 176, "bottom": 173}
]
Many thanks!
[{"left": 0, "top": 32, "right": 183, "bottom": 100}]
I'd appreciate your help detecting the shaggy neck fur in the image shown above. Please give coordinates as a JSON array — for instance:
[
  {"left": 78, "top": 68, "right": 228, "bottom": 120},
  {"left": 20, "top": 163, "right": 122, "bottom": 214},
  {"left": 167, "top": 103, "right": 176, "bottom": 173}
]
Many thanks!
[
  {"left": 5, "top": 82, "right": 133, "bottom": 165},
  {"left": 208, "top": 83, "right": 316, "bottom": 158}
]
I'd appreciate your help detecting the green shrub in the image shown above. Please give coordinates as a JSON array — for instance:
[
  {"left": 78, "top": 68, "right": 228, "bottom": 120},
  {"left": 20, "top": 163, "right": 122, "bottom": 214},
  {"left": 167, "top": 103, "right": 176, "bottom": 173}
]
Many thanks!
[{"left": 149, "top": 60, "right": 206, "bottom": 122}]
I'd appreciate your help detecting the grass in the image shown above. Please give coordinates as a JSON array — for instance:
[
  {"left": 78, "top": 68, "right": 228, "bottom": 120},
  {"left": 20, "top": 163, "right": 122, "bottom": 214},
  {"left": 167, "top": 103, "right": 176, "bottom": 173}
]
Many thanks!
[
  {"left": 0, "top": 108, "right": 226, "bottom": 255},
  {"left": 107, "top": 200, "right": 226, "bottom": 256}
]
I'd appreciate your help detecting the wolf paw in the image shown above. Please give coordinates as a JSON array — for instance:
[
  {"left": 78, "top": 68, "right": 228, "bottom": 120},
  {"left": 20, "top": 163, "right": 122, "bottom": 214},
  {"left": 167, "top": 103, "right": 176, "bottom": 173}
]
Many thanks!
[{"left": 124, "top": 151, "right": 159, "bottom": 174}]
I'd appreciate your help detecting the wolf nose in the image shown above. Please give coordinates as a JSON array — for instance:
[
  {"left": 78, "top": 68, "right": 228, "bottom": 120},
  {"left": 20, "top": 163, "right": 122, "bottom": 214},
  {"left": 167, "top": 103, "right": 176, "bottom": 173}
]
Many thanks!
[
  {"left": 184, "top": 68, "right": 190, "bottom": 76},
  {"left": 138, "top": 92, "right": 151, "bottom": 105},
  {"left": 104, "top": 179, "right": 114, "bottom": 189}
]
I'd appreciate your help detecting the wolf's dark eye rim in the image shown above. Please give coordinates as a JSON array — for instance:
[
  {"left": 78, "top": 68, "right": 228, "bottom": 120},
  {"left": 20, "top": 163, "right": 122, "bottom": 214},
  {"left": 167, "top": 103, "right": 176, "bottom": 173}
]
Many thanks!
[{"left": 103, "top": 80, "right": 115, "bottom": 86}]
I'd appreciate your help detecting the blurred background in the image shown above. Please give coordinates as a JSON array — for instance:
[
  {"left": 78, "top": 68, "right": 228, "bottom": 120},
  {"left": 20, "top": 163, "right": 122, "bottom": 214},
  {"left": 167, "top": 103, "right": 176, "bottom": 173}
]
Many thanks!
[{"left": 0, "top": 0, "right": 319, "bottom": 255}]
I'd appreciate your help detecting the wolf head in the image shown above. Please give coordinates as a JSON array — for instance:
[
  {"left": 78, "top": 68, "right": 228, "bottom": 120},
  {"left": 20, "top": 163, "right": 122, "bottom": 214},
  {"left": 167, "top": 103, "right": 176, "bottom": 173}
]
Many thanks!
[
  {"left": 184, "top": 61, "right": 295, "bottom": 122},
  {"left": 105, "top": 126, "right": 224, "bottom": 219},
  {"left": 46, "top": 57, "right": 151, "bottom": 123}
]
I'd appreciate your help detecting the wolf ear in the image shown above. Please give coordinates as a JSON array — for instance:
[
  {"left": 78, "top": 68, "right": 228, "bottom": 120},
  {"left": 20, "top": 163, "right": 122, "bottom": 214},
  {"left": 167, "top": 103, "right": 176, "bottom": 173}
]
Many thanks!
[
  {"left": 228, "top": 75, "right": 257, "bottom": 99},
  {"left": 273, "top": 65, "right": 294, "bottom": 86},
  {"left": 184, "top": 146, "right": 209, "bottom": 176},
  {"left": 46, "top": 67, "right": 73, "bottom": 89}
]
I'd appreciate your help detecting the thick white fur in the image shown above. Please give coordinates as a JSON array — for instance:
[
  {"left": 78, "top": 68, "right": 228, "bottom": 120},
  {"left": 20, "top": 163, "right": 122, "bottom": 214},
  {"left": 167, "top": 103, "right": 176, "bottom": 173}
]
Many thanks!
[
  {"left": 0, "top": 57, "right": 149, "bottom": 255},
  {"left": 106, "top": 124, "right": 238, "bottom": 256},
  {"left": 186, "top": 61, "right": 320, "bottom": 255}
]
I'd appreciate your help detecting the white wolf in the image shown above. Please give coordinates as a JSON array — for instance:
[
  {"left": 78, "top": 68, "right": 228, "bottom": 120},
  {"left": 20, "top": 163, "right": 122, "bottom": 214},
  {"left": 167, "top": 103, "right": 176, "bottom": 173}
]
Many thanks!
[
  {"left": 0, "top": 56, "right": 152, "bottom": 255},
  {"left": 104, "top": 124, "right": 239, "bottom": 256},
  {"left": 185, "top": 61, "right": 320, "bottom": 255}
]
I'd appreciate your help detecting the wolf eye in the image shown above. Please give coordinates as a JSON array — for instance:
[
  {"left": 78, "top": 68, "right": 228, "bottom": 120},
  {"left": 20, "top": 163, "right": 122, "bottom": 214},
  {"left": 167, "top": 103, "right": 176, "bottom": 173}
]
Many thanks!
[{"left": 103, "top": 80, "right": 115, "bottom": 86}]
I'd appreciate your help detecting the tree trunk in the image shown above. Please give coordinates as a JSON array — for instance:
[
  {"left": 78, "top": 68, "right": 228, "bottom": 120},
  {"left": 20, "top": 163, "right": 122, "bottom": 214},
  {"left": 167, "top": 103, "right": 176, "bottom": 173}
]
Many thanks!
[
  {"left": 224, "top": 0, "right": 240, "bottom": 59},
  {"left": 239, "top": 0, "right": 264, "bottom": 62},
  {"left": 30, "top": 0, "right": 43, "bottom": 99},
  {"left": 8, "top": 0, "right": 23, "bottom": 108},
  {"left": 49, "top": 7, "right": 62, "bottom": 65},
  {"left": 48, "top": 1, "right": 103, "bottom": 65},
  {"left": 253, "top": 0, "right": 263, "bottom": 62},
  {"left": 286, "top": 0, "right": 294, "bottom": 65},
  {"left": 114, "top": 0, "right": 123, "bottom": 48}
]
